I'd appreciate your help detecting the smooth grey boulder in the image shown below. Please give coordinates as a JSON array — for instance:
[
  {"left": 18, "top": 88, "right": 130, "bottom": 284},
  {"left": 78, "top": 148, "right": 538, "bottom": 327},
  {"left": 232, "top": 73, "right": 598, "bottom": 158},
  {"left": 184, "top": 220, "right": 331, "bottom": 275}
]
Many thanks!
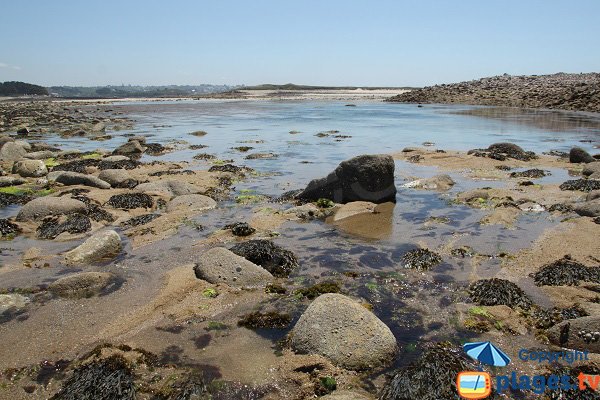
[
  {"left": 102, "top": 155, "right": 130, "bottom": 162},
  {"left": 297, "top": 154, "right": 397, "bottom": 204},
  {"left": 290, "top": 293, "right": 398, "bottom": 370},
  {"left": 570, "top": 147, "right": 595, "bottom": 163},
  {"left": 54, "top": 172, "right": 111, "bottom": 189},
  {"left": 49, "top": 272, "right": 115, "bottom": 298},
  {"left": 0, "top": 176, "right": 26, "bottom": 187},
  {"left": 136, "top": 180, "right": 201, "bottom": 197},
  {"left": 0, "top": 141, "right": 28, "bottom": 162},
  {"left": 12, "top": 159, "right": 48, "bottom": 177},
  {"left": 582, "top": 162, "right": 600, "bottom": 176},
  {"left": 573, "top": 199, "right": 600, "bottom": 217},
  {"left": 547, "top": 316, "right": 600, "bottom": 353},
  {"left": 24, "top": 150, "right": 56, "bottom": 160},
  {"left": 193, "top": 247, "right": 273, "bottom": 288},
  {"left": 16, "top": 197, "right": 87, "bottom": 221},
  {"left": 98, "top": 169, "right": 134, "bottom": 187},
  {"left": 64, "top": 230, "right": 122, "bottom": 265},
  {"left": 113, "top": 140, "right": 145, "bottom": 155},
  {"left": 167, "top": 194, "right": 216, "bottom": 213}
]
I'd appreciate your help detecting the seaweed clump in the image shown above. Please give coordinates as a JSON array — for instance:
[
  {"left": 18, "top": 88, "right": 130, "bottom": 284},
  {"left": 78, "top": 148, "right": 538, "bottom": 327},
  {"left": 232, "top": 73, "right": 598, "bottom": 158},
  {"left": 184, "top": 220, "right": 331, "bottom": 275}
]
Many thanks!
[
  {"left": 237, "top": 311, "right": 291, "bottom": 329},
  {"left": 208, "top": 163, "right": 252, "bottom": 175},
  {"left": 532, "top": 304, "right": 589, "bottom": 329},
  {"left": 401, "top": 248, "right": 443, "bottom": 270},
  {"left": 530, "top": 255, "right": 600, "bottom": 286},
  {"left": 510, "top": 169, "right": 549, "bottom": 178},
  {"left": 37, "top": 214, "right": 91, "bottom": 239},
  {"left": 224, "top": 222, "right": 255, "bottom": 236},
  {"left": 543, "top": 364, "right": 600, "bottom": 400},
  {"left": 50, "top": 355, "right": 135, "bottom": 400},
  {"left": 295, "top": 282, "right": 341, "bottom": 299},
  {"left": 0, "top": 218, "right": 20, "bottom": 237},
  {"left": 120, "top": 214, "right": 160, "bottom": 228},
  {"left": 229, "top": 239, "right": 298, "bottom": 277},
  {"left": 468, "top": 143, "right": 537, "bottom": 161},
  {"left": 559, "top": 179, "right": 600, "bottom": 192},
  {"left": 0, "top": 192, "right": 32, "bottom": 208},
  {"left": 52, "top": 159, "right": 99, "bottom": 173},
  {"left": 381, "top": 342, "right": 476, "bottom": 400},
  {"left": 97, "top": 159, "right": 140, "bottom": 170},
  {"left": 106, "top": 193, "right": 153, "bottom": 210},
  {"left": 469, "top": 278, "right": 533, "bottom": 310}
]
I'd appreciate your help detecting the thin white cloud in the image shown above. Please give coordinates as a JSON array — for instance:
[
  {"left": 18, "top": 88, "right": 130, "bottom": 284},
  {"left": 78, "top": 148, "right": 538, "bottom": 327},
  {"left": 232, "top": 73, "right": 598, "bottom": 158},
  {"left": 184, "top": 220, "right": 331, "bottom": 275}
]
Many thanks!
[{"left": 0, "top": 62, "right": 22, "bottom": 70}]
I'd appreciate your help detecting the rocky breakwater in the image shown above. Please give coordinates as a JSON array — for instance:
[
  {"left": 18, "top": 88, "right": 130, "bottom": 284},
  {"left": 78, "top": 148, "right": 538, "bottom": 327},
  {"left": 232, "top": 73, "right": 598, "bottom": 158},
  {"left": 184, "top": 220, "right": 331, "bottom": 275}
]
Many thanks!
[
  {"left": 296, "top": 154, "right": 397, "bottom": 204},
  {"left": 386, "top": 72, "right": 600, "bottom": 113}
]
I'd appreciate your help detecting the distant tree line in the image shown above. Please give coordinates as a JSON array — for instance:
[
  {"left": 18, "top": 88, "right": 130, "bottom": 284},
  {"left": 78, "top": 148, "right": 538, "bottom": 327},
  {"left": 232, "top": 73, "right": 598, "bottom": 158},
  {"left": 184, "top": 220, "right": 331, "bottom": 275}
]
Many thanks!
[{"left": 0, "top": 81, "right": 49, "bottom": 96}]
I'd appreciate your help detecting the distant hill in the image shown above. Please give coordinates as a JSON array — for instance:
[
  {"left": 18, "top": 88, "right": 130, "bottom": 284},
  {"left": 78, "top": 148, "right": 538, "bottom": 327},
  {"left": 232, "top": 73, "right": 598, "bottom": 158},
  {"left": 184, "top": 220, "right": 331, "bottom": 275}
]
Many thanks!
[
  {"left": 48, "top": 84, "right": 234, "bottom": 98},
  {"left": 244, "top": 83, "right": 414, "bottom": 90},
  {"left": 386, "top": 73, "right": 600, "bottom": 113},
  {"left": 0, "top": 81, "right": 48, "bottom": 96}
]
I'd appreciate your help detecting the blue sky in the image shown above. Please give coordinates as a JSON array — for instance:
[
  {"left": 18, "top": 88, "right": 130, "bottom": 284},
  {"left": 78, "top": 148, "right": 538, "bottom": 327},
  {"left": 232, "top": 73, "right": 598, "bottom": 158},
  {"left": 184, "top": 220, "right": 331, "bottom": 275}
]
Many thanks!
[{"left": 1, "top": 0, "right": 599, "bottom": 87}]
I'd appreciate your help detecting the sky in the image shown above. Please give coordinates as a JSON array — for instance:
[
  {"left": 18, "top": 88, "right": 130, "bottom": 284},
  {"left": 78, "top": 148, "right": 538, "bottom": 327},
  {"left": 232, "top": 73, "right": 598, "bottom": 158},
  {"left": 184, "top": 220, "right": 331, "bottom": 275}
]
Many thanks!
[{"left": 1, "top": 0, "right": 599, "bottom": 87}]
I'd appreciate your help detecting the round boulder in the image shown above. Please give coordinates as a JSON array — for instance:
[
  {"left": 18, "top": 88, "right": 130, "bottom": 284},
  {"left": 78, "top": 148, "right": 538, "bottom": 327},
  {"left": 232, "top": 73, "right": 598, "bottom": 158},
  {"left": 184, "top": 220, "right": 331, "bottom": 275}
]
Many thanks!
[
  {"left": 194, "top": 247, "right": 273, "bottom": 288},
  {"left": 53, "top": 171, "right": 111, "bottom": 189},
  {"left": 570, "top": 147, "right": 595, "bottom": 163},
  {"left": 64, "top": 230, "right": 122, "bottom": 265},
  {"left": 16, "top": 197, "right": 87, "bottom": 221},
  {"left": 12, "top": 159, "right": 48, "bottom": 177},
  {"left": 290, "top": 293, "right": 397, "bottom": 370},
  {"left": 49, "top": 272, "right": 115, "bottom": 298},
  {"left": 0, "top": 141, "right": 28, "bottom": 162},
  {"left": 98, "top": 169, "right": 135, "bottom": 188}
]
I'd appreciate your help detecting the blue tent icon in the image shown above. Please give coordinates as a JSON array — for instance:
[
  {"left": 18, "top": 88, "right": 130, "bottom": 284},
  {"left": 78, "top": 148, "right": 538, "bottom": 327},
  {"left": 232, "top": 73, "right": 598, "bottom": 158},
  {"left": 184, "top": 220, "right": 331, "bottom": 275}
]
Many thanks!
[{"left": 463, "top": 341, "right": 511, "bottom": 367}]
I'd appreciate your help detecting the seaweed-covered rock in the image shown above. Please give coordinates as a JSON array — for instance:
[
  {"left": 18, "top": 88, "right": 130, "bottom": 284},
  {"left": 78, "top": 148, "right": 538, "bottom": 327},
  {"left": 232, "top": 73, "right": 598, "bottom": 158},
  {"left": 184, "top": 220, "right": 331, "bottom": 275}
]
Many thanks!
[
  {"left": 532, "top": 304, "right": 589, "bottom": 329},
  {"left": 224, "top": 222, "right": 256, "bottom": 236},
  {"left": 291, "top": 293, "right": 397, "bottom": 370},
  {"left": 531, "top": 255, "right": 600, "bottom": 286},
  {"left": 97, "top": 159, "right": 140, "bottom": 170},
  {"left": 548, "top": 203, "right": 574, "bottom": 213},
  {"left": 229, "top": 239, "right": 298, "bottom": 277},
  {"left": 144, "top": 143, "right": 167, "bottom": 155},
  {"left": 401, "top": 248, "right": 443, "bottom": 270},
  {"left": 381, "top": 343, "right": 476, "bottom": 400},
  {"left": 50, "top": 355, "right": 135, "bottom": 400},
  {"left": 547, "top": 316, "right": 600, "bottom": 353},
  {"left": 468, "top": 142, "right": 537, "bottom": 161},
  {"left": 120, "top": 214, "right": 159, "bottom": 228},
  {"left": 543, "top": 364, "right": 600, "bottom": 400},
  {"left": 559, "top": 179, "right": 600, "bottom": 192},
  {"left": 469, "top": 278, "right": 533, "bottom": 310},
  {"left": 64, "top": 230, "right": 122, "bottom": 266},
  {"left": 194, "top": 248, "right": 273, "bottom": 288},
  {"left": 17, "top": 197, "right": 87, "bottom": 221},
  {"left": 0, "top": 192, "right": 31, "bottom": 208},
  {"left": 295, "top": 282, "right": 341, "bottom": 299},
  {"left": 0, "top": 218, "right": 20, "bottom": 236},
  {"left": 193, "top": 153, "right": 216, "bottom": 160},
  {"left": 52, "top": 159, "right": 100, "bottom": 174},
  {"left": 106, "top": 193, "right": 153, "bottom": 210},
  {"left": 509, "top": 169, "right": 549, "bottom": 178},
  {"left": 569, "top": 147, "right": 595, "bottom": 164},
  {"left": 208, "top": 163, "right": 251, "bottom": 174},
  {"left": 297, "top": 154, "right": 397, "bottom": 204},
  {"left": 238, "top": 311, "right": 291, "bottom": 329},
  {"left": 37, "top": 213, "right": 91, "bottom": 239}
]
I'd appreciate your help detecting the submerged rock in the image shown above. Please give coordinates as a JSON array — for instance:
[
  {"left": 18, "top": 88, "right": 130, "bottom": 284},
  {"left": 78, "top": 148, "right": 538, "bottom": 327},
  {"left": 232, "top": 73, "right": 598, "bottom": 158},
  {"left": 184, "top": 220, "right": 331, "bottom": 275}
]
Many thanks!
[
  {"left": 64, "top": 230, "right": 122, "bottom": 265},
  {"left": 297, "top": 154, "right": 397, "bottom": 204},
  {"left": 381, "top": 343, "right": 475, "bottom": 400},
  {"left": 290, "top": 293, "right": 397, "bottom": 370},
  {"left": 37, "top": 213, "right": 91, "bottom": 239},
  {"left": 50, "top": 355, "right": 135, "bottom": 400},
  {"left": 193, "top": 248, "right": 273, "bottom": 288},
  {"left": 106, "top": 193, "right": 153, "bottom": 210},
  {"left": 49, "top": 272, "right": 116, "bottom": 298},
  {"left": 570, "top": 146, "right": 595, "bottom": 163},
  {"left": 531, "top": 255, "right": 600, "bottom": 286},
  {"left": 469, "top": 278, "right": 533, "bottom": 310},
  {"left": 229, "top": 239, "right": 298, "bottom": 277},
  {"left": 401, "top": 248, "right": 443, "bottom": 270},
  {"left": 559, "top": 179, "right": 600, "bottom": 192},
  {"left": 17, "top": 197, "right": 87, "bottom": 221}
]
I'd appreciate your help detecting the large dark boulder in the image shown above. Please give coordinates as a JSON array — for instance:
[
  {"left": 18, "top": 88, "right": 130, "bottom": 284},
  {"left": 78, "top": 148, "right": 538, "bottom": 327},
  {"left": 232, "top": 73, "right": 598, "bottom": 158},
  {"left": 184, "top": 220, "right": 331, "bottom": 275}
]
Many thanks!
[
  {"left": 570, "top": 147, "right": 595, "bottom": 163},
  {"left": 297, "top": 154, "right": 397, "bottom": 203}
]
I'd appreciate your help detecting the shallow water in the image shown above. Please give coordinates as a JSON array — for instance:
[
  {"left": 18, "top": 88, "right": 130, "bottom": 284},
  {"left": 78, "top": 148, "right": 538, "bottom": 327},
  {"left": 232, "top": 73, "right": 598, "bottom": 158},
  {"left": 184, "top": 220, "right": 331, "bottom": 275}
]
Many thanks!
[{"left": 2, "top": 101, "right": 600, "bottom": 397}]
